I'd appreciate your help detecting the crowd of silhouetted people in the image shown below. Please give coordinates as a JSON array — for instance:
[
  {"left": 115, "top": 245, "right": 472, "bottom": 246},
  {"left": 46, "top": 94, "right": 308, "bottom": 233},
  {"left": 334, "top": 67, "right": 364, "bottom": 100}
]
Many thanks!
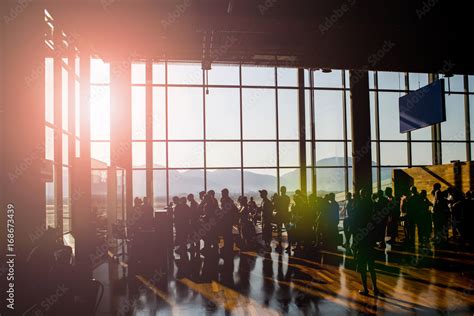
[{"left": 129, "top": 182, "right": 474, "bottom": 296}]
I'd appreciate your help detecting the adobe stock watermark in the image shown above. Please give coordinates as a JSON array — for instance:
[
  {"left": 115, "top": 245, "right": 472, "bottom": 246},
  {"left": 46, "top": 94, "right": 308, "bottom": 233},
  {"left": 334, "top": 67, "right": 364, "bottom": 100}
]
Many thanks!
[{"left": 2, "top": 0, "right": 34, "bottom": 24}]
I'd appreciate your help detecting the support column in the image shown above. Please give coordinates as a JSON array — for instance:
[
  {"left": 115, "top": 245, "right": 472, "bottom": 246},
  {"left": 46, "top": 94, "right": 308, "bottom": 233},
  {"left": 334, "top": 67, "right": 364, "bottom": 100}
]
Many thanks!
[
  {"left": 110, "top": 61, "right": 132, "bottom": 221},
  {"left": 429, "top": 74, "right": 442, "bottom": 165},
  {"left": 72, "top": 51, "right": 93, "bottom": 276},
  {"left": 298, "top": 68, "right": 307, "bottom": 194},
  {"left": 349, "top": 70, "right": 373, "bottom": 194}
]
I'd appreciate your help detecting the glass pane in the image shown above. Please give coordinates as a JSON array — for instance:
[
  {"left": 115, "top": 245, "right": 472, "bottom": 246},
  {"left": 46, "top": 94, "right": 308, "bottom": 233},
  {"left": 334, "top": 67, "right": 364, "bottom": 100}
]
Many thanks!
[
  {"left": 471, "top": 96, "right": 474, "bottom": 139},
  {"left": 206, "top": 142, "right": 241, "bottom": 168},
  {"left": 91, "top": 170, "right": 107, "bottom": 218},
  {"left": 206, "top": 88, "right": 240, "bottom": 139},
  {"left": 441, "top": 94, "right": 465, "bottom": 140},
  {"left": 45, "top": 58, "right": 54, "bottom": 123},
  {"left": 169, "top": 169, "right": 204, "bottom": 197},
  {"left": 444, "top": 75, "right": 464, "bottom": 92},
  {"left": 370, "top": 91, "right": 376, "bottom": 140},
  {"left": 168, "top": 142, "right": 204, "bottom": 168},
  {"left": 153, "top": 142, "right": 166, "bottom": 167},
  {"left": 207, "top": 169, "right": 241, "bottom": 197},
  {"left": 208, "top": 64, "right": 239, "bottom": 86},
  {"left": 346, "top": 90, "right": 352, "bottom": 140},
  {"left": 242, "top": 89, "right": 276, "bottom": 139},
  {"left": 62, "top": 66, "right": 68, "bottom": 131},
  {"left": 90, "top": 58, "right": 110, "bottom": 84},
  {"left": 279, "top": 142, "right": 299, "bottom": 167},
  {"left": 243, "top": 168, "right": 277, "bottom": 204},
  {"left": 62, "top": 166, "right": 70, "bottom": 233},
  {"left": 412, "top": 142, "right": 433, "bottom": 165},
  {"left": 132, "top": 63, "right": 146, "bottom": 84},
  {"left": 305, "top": 90, "right": 312, "bottom": 140},
  {"left": 380, "top": 142, "right": 407, "bottom": 166},
  {"left": 168, "top": 87, "right": 203, "bottom": 139},
  {"left": 75, "top": 80, "right": 80, "bottom": 137},
  {"left": 380, "top": 167, "right": 394, "bottom": 191},
  {"left": 62, "top": 134, "right": 68, "bottom": 165},
  {"left": 315, "top": 142, "right": 345, "bottom": 164},
  {"left": 280, "top": 168, "right": 299, "bottom": 192},
  {"left": 278, "top": 89, "right": 299, "bottom": 140},
  {"left": 132, "top": 142, "right": 146, "bottom": 168},
  {"left": 243, "top": 142, "right": 276, "bottom": 167},
  {"left": 132, "top": 86, "right": 146, "bottom": 140},
  {"left": 469, "top": 75, "right": 474, "bottom": 92},
  {"left": 152, "top": 87, "right": 166, "bottom": 140},
  {"left": 442, "top": 143, "right": 466, "bottom": 163},
  {"left": 314, "top": 90, "right": 344, "bottom": 140},
  {"left": 45, "top": 127, "right": 54, "bottom": 161},
  {"left": 153, "top": 170, "right": 167, "bottom": 209},
  {"left": 409, "top": 73, "right": 429, "bottom": 91},
  {"left": 377, "top": 71, "right": 403, "bottom": 90},
  {"left": 153, "top": 63, "right": 165, "bottom": 84},
  {"left": 91, "top": 142, "right": 110, "bottom": 166},
  {"left": 379, "top": 92, "right": 406, "bottom": 140},
  {"left": 168, "top": 63, "right": 202, "bottom": 85},
  {"left": 277, "top": 68, "right": 298, "bottom": 87},
  {"left": 316, "top": 168, "right": 345, "bottom": 196},
  {"left": 314, "top": 69, "right": 342, "bottom": 88},
  {"left": 132, "top": 170, "right": 146, "bottom": 198},
  {"left": 90, "top": 86, "right": 110, "bottom": 140},
  {"left": 411, "top": 125, "right": 432, "bottom": 141},
  {"left": 46, "top": 177, "right": 55, "bottom": 227},
  {"left": 242, "top": 66, "right": 275, "bottom": 86}
]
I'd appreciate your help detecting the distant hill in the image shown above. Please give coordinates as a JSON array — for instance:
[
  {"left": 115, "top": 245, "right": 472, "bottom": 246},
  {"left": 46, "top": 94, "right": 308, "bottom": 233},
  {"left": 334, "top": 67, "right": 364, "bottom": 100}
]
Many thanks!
[{"left": 57, "top": 157, "right": 393, "bottom": 198}]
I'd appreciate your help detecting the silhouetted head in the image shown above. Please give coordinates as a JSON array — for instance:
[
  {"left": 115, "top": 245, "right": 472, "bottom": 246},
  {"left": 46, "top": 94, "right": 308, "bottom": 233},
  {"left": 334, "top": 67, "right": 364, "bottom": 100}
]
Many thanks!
[
  {"left": 259, "top": 189, "right": 268, "bottom": 199},
  {"left": 280, "top": 186, "right": 287, "bottom": 195},
  {"left": 385, "top": 187, "right": 393, "bottom": 197},
  {"left": 410, "top": 186, "right": 418, "bottom": 195},
  {"left": 221, "top": 188, "right": 229, "bottom": 198},
  {"left": 172, "top": 196, "right": 179, "bottom": 204},
  {"left": 420, "top": 190, "right": 427, "bottom": 199},
  {"left": 328, "top": 193, "right": 336, "bottom": 201},
  {"left": 179, "top": 197, "right": 187, "bottom": 205},
  {"left": 239, "top": 196, "right": 248, "bottom": 206},
  {"left": 207, "top": 190, "right": 215, "bottom": 198},
  {"left": 187, "top": 193, "right": 194, "bottom": 201},
  {"left": 377, "top": 189, "right": 384, "bottom": 198},
  {"left": 360, "top": 189, "right": 368, "bottom": 199},
  {"left": 433, "top": 183, "right": 441, "bottom": 191},
  {"left": 143, "top": 196, "right": 150, "bottom": 205},
  {"left": 346, "top": 192, "right": 352, "bottom": 200},
  {"left": 134, "top": 197, "right": 142, "bottom": 206},
  {"left": 199, "top": 191, "right": 206, "bottom": 200}
]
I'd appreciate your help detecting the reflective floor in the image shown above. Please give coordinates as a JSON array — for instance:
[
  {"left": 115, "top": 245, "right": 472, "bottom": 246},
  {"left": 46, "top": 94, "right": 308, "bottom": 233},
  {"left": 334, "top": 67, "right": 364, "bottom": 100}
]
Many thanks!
[{"left": 95, "top": 236, "right": 474, "bottom": 315}]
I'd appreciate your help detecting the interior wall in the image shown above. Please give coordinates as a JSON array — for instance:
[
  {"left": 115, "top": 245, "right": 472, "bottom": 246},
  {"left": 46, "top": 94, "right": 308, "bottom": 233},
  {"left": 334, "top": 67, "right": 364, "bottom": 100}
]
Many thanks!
[
  {"left": 0, "top": 3, "right": 46, "bottom": 313},
  {"left": 393, "top": 161, "right": 474, "bottom": 197}
]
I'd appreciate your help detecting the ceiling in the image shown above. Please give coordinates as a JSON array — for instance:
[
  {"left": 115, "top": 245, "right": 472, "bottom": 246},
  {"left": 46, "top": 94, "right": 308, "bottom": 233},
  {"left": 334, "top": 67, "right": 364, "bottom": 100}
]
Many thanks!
[{"left": 44, "top": 0, "right": 472, "bottom": 74}]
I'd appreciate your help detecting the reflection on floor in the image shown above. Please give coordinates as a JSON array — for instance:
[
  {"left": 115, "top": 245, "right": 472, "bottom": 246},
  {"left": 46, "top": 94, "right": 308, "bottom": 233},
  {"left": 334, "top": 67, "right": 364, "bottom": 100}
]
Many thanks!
[{"left": 95, "top": 238, "right": 474, "bottom": 315}]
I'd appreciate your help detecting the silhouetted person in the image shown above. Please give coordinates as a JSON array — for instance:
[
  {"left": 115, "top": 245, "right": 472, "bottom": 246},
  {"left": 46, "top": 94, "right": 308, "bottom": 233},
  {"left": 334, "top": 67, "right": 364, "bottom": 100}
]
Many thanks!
[
  {"left": 419, "top": 190, "right": 433, "bottom": 246},
  {"left": 431, "top": 183, "right": 449, "bottom": 244},
  {"left": 274, "top": 186, "right": 291, "bottom": 251},
  {"left": 327, "top": 193, "right": 341, "bottom": 249},
  {"left": 402, "top": 187, "right": 424, "bottom": 247},
  {"left": 174, "top": 197, "right": 190, "bottom": 254},
  {"left": 203, "top": 190, "right": 219, "bottom": 253},
  {"left": 130, "top": 197, "right": 143, "bottom": 236},
  {"left": 187, "top": 193, "right": 201, "bottom": 254},
  {"left": 385, "top": 187, "right": 400, "bottom": 244},
  {"left": 140, "top": 196, "right": 154, "bottom": 230},
  {"left": 374, "top": 189, "right": 389, "bottom": 249},
  {"left": 220, "top": 188, "right": 238, "bottom": 255},
  {"left": 353, "top": 189, "right": 380, "bottom": 296},
  {"left": 341, "top": 192, "right": 355, "bottom": 248},
  {"left": 249, "top": 197, "right": 258, "bottom": 223},
  {"left": 260, "top": 189, "right": 274, "bottom": 250},
  {"left": 239, "top": 196, "right": 256, "bottom": 250},
  {"left": 447, "top": 187, "right": 464, "bottom": 240}
]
